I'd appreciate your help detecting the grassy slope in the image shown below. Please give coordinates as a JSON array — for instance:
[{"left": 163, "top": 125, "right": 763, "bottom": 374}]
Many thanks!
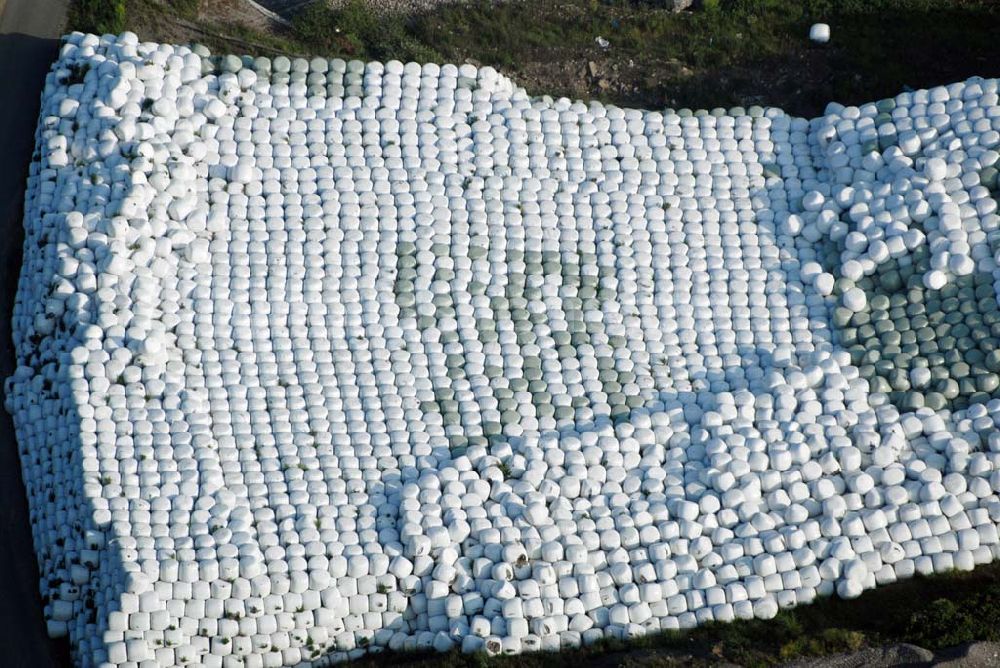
[{"left": 63, "top": 0, "right": 1000, "bottom": 666}]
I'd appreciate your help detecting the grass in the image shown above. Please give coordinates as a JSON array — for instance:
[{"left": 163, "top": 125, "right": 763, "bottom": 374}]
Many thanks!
[
  {"left": 293, "top": 0, "right": 441, "bottom": 63},
  {"left": 68, "top": 0, "right": 126, "bottom": 34}
]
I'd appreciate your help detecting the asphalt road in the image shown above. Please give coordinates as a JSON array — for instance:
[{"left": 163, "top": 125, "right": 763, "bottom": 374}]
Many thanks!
[{"left": 0, "top": 0, "right": 71, "bottom": 663}]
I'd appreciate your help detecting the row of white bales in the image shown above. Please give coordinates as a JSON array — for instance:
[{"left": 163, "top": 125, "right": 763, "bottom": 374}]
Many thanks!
[{"left": 8, "top": 30, "right": 1000, "bottom": 668}]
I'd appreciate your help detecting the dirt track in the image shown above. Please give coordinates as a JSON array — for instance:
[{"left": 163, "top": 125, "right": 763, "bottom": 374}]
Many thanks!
[{"left": 0, "top": 0, "right": 70, "bottom": 663}]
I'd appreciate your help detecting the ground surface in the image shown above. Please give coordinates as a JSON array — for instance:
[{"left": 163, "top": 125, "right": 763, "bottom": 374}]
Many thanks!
[{"left": 0, "top": 0, "right": 70, "bottom": 665}]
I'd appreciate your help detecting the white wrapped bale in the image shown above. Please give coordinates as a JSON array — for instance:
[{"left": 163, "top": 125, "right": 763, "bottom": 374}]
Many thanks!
[{"left": 9, "top": 30, "right": 1000, "bottom": 668}]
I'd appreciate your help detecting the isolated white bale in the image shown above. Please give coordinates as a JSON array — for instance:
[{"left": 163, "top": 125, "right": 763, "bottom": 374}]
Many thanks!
[{"left": 808, "top": 24, "right": 830, "bottom": 44}]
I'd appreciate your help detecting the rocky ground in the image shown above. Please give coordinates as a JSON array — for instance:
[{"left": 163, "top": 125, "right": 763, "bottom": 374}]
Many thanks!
[{"left": 792, "top": 641, "right": 1000, "bottom": 668}]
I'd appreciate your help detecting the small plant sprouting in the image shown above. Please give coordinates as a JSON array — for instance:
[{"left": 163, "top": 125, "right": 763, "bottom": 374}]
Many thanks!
[{"left": 62, "top": 62, "right": 90, "bottom": 86}]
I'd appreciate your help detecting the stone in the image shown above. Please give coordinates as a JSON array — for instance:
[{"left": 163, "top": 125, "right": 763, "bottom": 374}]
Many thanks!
[{"left": 784, "top": 643, "right": 933, "bottom": 667}]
